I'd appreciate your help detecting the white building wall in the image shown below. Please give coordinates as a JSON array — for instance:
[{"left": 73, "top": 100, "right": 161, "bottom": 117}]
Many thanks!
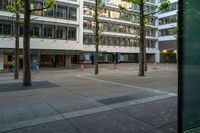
[
  {"left": 0, "top": 38, "right": 82, "bottom": 50},
  {"left": 0, "top": 0, "right": 82, "bottom": 51},
  {"left": 79, "top": 0, "right": 84, "bottom": 50}
]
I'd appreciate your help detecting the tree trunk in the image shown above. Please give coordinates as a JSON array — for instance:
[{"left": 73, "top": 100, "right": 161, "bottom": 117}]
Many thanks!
[
  {"left": 94, "top": 0, "right": 99, "bottom": 75},
  {"left": 14, "top": 12, "right": 20, "bottom": 79},
  {"left": 138, "top": 0, "right": 145, "bottom": 76},
  {"left": 23, "top": 0, "right": 32, "bottom": 86}
]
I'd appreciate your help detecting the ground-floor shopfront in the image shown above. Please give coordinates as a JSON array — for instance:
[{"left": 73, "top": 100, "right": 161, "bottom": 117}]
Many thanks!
[
  {"left": 158, "top": 40, "right": 177, "bottom": 63},
  {"left": 0, "top": 49, "right": 157, "bottom": 71},
  {"left": 0, "top": 49, "right": 81, "bottom": 71},
  {"left": 160, "top": 50, "right": 177, "bottom": 63},
  {"left": 83, "top": 52, "right": 156, "bottom": 64}
]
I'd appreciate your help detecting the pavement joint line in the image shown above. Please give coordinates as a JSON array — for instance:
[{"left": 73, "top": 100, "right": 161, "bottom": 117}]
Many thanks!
[
  {"left": 0, "top": 95, "right": 176, "bottom": 133},
  {"left": 75, "top": 76, "right": 177, "bottom": 96}
]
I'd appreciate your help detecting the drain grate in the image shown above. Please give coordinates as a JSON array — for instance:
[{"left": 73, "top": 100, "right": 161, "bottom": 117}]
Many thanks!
[
  {"left": 97, "top": 93, "right": 157, "bottom": 105},
  {"left": 0, "top": 81, "right": 58, "bottom": 92}
]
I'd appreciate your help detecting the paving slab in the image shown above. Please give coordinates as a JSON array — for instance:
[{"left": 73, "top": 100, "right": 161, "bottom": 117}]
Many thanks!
[
  {"left": 69, "top": 110, "right": 154, "bottom": 133},
  {"left": 148, "top": 123, "right": 177, "bottom": 133},
  {"left": 118, "top": 97, "right": 177, "bottom": 128},
  {"left": 2, "top": 120, "right": 78, "bottom": 133}
]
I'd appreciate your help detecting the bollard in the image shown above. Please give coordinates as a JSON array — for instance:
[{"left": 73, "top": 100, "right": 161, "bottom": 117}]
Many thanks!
[
  {"left": 114, "top": 63, "right": 117, "bottom": 69},
  {"left": 36, "top": 64, "right": 39, "bottom": 73},
  {"left": 153, "top": 62, "right": 157, "bottom": 69},
  {"left": 80, "top": 64, "right": 84, "bottom": 71}
]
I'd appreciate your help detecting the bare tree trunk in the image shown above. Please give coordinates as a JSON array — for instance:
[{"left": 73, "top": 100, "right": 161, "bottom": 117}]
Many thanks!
[
  {"left": 138, "top": 0, "right": 145, "bottom": 76},
  {"left": 23, "top": 0, "right": 32, "bottom": 86},
  {"left": 94, "top": 0, "right": 99, "bottom": 75},
  {"left": 14, "top": 12, "right": 19, "bottom": 79}
]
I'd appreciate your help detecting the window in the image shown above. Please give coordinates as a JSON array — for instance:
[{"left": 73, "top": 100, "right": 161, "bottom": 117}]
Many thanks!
[
  {"left": 68, "top": 27, "right": 76, "bottom": 40},
  {"left": 56, "top": 26, "right": 65, "bottom": 39},
  {"left": 159, "top": 28, "right": 176, "bottom": 36},
  {"left": 0, "top": 0, "right": 10, "bottom": 11},
  {"left": 159, "top": 15, "right": 177, "bottom": 25},
  {"left": 110, "top": 11, "right": 120, "bottom": 19},
  {"left": 30, "top": 24, "right": 42, "bottom": 37},
  {"left": 57, "top": 5, "right": 66, "bottom": 19},
  {"left": 160, "top": 2, "right": 178, "bottom": 13},
  {"left": 83, "top": 34, "right": 89, "bottom": 44},
  {"left": 3, "top": 24, "right": 11, "bottom": 35},
  {"left": 68, "top": 7, "right": 77, "bottom": 20},
  {"left": 44, "top": 25, "right": 54, "bottom": 38},
  {"left": 44, "top": 7, "right": 54, "bottom": 17},
  {"left": 32, "top": 1, "right": 43, "bottom": 16},
  {"left": 0, "top": 21, "right": 12, "bottom": 36}
]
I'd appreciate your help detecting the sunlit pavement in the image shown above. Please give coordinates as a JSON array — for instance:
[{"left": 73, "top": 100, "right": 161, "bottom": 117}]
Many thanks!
[{"left": 0, "top": 63, "right": 177, "bottom": 133}]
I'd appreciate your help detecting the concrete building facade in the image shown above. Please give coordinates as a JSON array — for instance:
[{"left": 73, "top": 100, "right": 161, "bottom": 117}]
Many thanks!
[
  {"left": 158, "top": 0, "right": 178, "bottom": 63},
  {"left": 0, "top": 0, "right": 82, "bottom": 70},
  {"left": 0, "top": 0, "right": 174, "bottom": 71}
]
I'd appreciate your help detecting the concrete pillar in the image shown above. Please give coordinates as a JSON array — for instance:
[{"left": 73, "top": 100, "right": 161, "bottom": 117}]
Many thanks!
[
  {"left": 105, "top": 54, "right": 108, "bottom": 62},
  {"left": 0, "top": 51, "right": 3, "bottom": 71},
  {"left": 65, "top": 55, "right": 72, "bottom": 69},
  {"left": 155, "top": 40, "right": 160, "bottom": 63},
  {"left": 155, "top": 51, "right": 160, "bottom": 63}
]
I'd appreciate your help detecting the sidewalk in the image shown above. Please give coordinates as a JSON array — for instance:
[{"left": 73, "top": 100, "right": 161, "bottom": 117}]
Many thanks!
[{"left": 0, "top": 63, "right": 177, "bottom": 133}]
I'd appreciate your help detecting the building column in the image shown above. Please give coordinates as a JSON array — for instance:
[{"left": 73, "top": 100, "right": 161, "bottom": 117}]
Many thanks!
[
  {"left": 104, "top": 54, "right": 108, "bottom": 62},
  {"left": 65, "top": 55, "right": 72, "bottom": 69},
  {"left": 0, "top": 51, "right": 3, "bottom": 71},
  {"left": 155, "top": 41, "right": 160, "bottom": 63},
  {"left": 155, "top": 50, "right": 160, "bottom": 63}
]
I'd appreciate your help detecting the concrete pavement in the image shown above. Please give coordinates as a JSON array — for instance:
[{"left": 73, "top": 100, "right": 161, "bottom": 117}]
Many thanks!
[{"left": 0, "top": 63, "right": 177, "bottom": 133}]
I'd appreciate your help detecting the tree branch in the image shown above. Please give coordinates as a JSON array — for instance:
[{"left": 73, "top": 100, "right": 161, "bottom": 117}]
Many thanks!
[
  {"left": 144, "top": 8, "right": 162, "bottom": 16},
  {"left": 30, "top": 1, "right": 54, "bottom": 12}
]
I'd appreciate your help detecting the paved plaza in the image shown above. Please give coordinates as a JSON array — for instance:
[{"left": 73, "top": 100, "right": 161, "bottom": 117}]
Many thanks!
[{"left": 0, "top": 63, "right": 177, "bottom": 133}]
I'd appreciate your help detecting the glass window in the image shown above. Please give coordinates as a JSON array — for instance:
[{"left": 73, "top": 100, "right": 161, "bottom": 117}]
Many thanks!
[
  {"left": 57, "top": 5, "right": 66, "bottom": 19},
  {"left": 44, "top": 25, "right": 54, "bottom": 38},
  {"left": 110, "top": 11, "right": 120, "bottom": 19},
  {"left": 30, "top": 23, "right": 42, "bottom": 37},
  {"left": 68, "top": 7, "right": 77, "bottom": 20},
  {"left": 56, "top": 26, "right": 65, "bottom": 39},
  {"left": 68, "top": 27, "right": 76, "bottom": 40},
  {"left": 44, "top": 7, "right": 54, "bottom": 17},
  {"left": 0, "top": 0, "right": 2, "bottom": 10},
  {"left": 3, "top": 23, "right": 11, "bottom": 35},
  {"left": 32, "top": 1, "right": 43, "bottom": 16},
  {"left": 83, "top": 34, "right": 89, "bottom": 45},
  {"left": 0, "top": 0, "right": 10, "bottom": 11}
]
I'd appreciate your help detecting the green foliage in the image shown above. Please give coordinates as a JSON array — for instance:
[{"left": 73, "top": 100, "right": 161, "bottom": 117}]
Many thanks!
[
  {"left": 159, "top": 0, "right": 170, "bottom": 10},
  {"left": 98, "top": 0, "right": 102, "bottom": 4},
  {"left": 118, "top": 5, "right": 126, "bottom": 11},
  {"left": 143, "top": 16, "right": 148, "bottom": 25},
  {"left": 6, "top": 0, "right": 24, "bottom": 14},
  {"left": 7, "top": 5, "right": 17, "bottom": 14},
  {"left": 124, "top": 0, "right": 141, "bottom": 5},
  {"left": 44, "top": 0, "right": 55, "bottom": 9}
]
